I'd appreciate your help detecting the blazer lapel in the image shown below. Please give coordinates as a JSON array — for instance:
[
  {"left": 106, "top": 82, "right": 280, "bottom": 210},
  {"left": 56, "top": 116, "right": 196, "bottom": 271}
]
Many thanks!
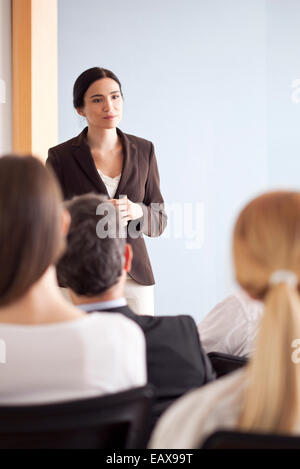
[
  {"left": 115, "top": 128, "right": 137, "bottom": 199},
  {"left": 71, "top": 127, "right": 109, "bottom": 195},
  {"left": 70, "top": 127, "right": 138, "bottom": 199}
]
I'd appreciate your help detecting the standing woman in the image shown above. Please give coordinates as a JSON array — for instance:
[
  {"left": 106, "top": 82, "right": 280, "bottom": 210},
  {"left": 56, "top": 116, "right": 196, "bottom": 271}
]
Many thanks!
[{"left": 47, "top": 67, "right": 167, "bottom": 316}]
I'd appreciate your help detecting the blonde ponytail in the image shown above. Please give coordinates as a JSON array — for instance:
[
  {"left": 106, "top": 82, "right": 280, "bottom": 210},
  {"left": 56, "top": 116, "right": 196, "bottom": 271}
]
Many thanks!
[{"left": 238, "top": 282, "right": 300, "bottom": 432}]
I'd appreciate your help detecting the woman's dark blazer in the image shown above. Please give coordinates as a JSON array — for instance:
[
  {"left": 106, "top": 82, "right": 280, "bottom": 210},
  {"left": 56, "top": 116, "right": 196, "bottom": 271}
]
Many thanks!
[{"left": 46, "top": 127, "right": 167, "bottom": 285}]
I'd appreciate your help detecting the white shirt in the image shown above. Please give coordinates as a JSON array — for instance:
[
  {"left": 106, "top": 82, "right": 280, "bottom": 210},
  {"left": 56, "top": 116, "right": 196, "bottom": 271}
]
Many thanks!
[
  {"left": 0, "top": 312, "right": 146, "bottom": 404},
  {"left": 149, "top": 368, "right": 247, "bottom": 449},
  {"left": 198, "top": 290, "right": 264, "bottom": 357},
  {"left": 79, "top": 297, "right": 127, "bottom": 312},
  {"left": 97, "top": 169, "right": 121, "bottom": 198}
]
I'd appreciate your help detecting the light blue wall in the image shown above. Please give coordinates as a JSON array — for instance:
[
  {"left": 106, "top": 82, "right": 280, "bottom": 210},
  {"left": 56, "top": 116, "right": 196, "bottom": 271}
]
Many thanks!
[
  {"left": 266, "top": 0, "right": 300, "bottom": 189},
  {"left": 58, "top": 0, "right": 300, "bottom": 322}
]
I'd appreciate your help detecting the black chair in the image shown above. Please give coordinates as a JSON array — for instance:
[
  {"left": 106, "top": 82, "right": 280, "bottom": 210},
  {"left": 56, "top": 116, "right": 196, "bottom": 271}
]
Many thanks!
[
  {"left": 0, "top": 385, "right": 154, "bottom": 449},
  {"left": 150, "top": 395, "right": 181, "bottom": 432},
  {"left": 202, "top": 430, "right": 300, "bottom": 449},
  {"left": 208, "top": 352, "right": 248, "bottom": 378}
]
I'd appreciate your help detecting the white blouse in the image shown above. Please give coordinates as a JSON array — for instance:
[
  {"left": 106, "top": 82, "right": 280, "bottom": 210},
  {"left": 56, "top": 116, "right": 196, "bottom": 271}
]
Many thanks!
[
  {"left": 97, "top": 169, "right": 121, "bottom": 198},
  {"left": 198, "top": 290, "right": 264, "bottom": 357},
  {"left": 0, "top": 312, "right": 146, "bottom": 404}
]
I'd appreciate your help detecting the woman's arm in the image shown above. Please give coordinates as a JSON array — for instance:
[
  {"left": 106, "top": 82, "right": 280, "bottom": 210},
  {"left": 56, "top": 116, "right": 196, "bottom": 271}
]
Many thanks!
[
  {"left": 136, "top": 142, "right": 167, "bottom": 237},
  {"left": 46, "top": 149, "right": 66, "bottom": 198},
  {"left": 111, "top": 142, "right": 167, "bottom": 237}
]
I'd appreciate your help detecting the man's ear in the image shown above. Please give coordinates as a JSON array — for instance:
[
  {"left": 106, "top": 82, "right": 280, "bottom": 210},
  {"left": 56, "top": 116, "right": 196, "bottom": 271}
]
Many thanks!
[
  {"left": 61, "top": 209, "right": 71, "bottom": 236},
  {"left": 76, "top": 107, "right": 86, "bottom": 118},
  {"left": 124, "top": 243, "right": 133, "bottom": 272}
]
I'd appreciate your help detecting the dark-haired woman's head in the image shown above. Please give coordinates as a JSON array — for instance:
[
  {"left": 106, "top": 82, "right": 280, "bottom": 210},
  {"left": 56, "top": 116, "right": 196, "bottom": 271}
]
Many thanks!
[
  {"left": 0, "top": 155, "right": 65, "bottom": 306},
  {"left": 73, "top": 67, "right": 123, "bottom": 130}
]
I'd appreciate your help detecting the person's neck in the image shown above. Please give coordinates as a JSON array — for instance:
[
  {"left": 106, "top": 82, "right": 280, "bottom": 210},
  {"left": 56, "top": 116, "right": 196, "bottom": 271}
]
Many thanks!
[
  {"left": 0, "top": 267, "right": 83, "bottom": 325},
  {"left": 86, "top": 126, "right": 119, "bottom": 152},
  {"left": 70, "top": 281, "right": 125, "bottom": 306}
]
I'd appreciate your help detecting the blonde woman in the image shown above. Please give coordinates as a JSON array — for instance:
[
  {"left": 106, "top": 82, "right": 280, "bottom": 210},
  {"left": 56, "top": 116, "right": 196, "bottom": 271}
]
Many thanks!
[{"left": 150, "top": 191, "right": 300, "bottom": 448}]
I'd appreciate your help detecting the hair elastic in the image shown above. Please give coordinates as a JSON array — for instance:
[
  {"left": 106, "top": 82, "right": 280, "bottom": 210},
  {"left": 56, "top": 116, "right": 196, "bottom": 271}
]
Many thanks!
[{"left": 269, "top": 270, "right": 298, "bottom": 287}]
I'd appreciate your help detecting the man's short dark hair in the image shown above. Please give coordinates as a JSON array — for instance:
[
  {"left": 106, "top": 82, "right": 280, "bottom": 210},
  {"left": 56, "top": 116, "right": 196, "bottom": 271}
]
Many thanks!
[{"left": 57, "top": 194, "right": 126, "bottom": 296}]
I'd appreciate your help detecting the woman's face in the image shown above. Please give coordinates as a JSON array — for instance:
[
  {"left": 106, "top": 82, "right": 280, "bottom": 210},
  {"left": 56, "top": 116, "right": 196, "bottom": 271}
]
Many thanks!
[{"left": 77, "top": 77, "right": 123, "bottom": 129}]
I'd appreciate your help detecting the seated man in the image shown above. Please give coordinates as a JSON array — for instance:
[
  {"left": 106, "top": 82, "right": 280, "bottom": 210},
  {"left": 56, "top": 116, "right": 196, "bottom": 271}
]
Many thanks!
[{"left": 56, "top": 194, "right": 215, "bottom": 417}]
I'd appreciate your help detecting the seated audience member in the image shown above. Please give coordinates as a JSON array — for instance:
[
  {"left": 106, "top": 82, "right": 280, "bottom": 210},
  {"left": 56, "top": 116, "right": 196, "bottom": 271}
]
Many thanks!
[
  {"left": 198, "top": 290, "right": 263, "bottom": 357},
  {"left": 56, "top": 194, "right": 215, "bottom": 413},
  {"left": 0, "top": 156, "right": 146, "bottom": 404},
  {"left": 150, "top": 191, "right": 300, "bottom": 448}
]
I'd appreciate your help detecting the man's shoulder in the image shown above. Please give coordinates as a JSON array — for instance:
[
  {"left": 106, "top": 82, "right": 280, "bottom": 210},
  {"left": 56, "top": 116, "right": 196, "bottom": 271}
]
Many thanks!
[
  {"left": 153, "top": 314, "right": 196, "bottom": 324},
  {"left": 136, "top": 314, "right": 198, "bottom": 335},
  {"left": 103, "top": 308, "right": 199, "bottom": 339}
]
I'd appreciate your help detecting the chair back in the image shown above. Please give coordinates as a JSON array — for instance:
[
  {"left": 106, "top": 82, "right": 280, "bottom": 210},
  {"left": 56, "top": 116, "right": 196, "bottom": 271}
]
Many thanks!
[
  {"left": 202, "top": 430, "right": 300, "bottom": 449},
  {"left": 208, "top": 352, "right": 247, "bottom": 378},
  {"left": 0, "top": 385, "right": 154, "bottom": 449}
]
